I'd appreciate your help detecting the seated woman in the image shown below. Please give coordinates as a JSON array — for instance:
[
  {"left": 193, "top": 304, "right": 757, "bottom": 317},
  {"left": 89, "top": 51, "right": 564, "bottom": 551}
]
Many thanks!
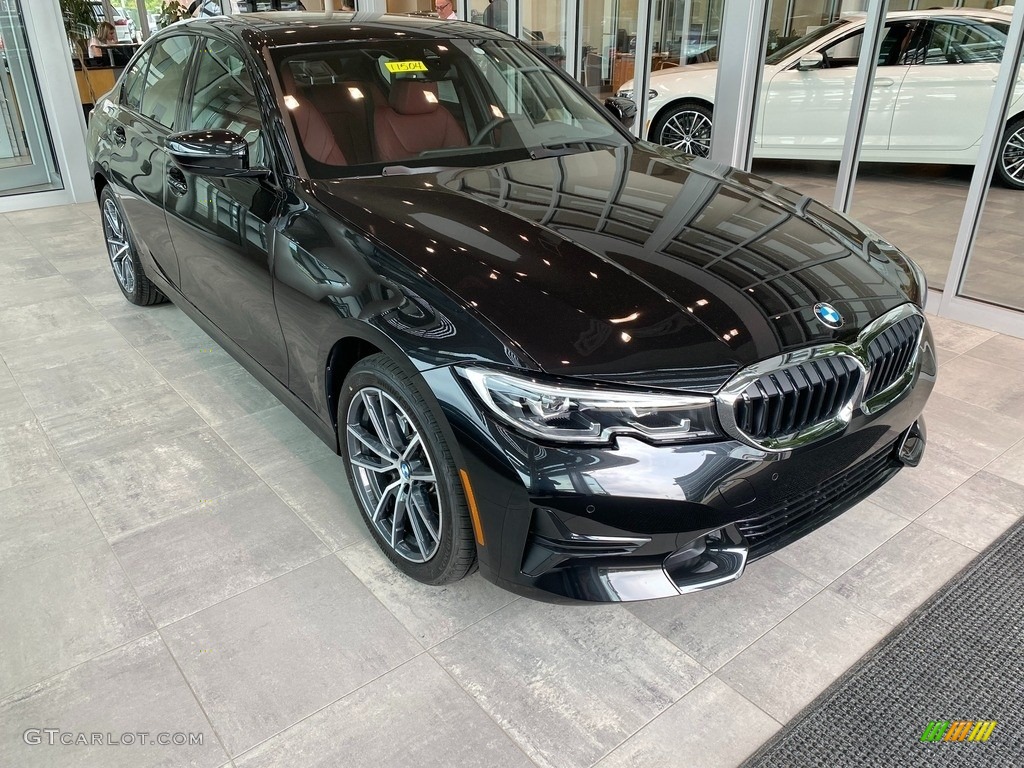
[{"left": 88, "top": 21, "right": 117, "bottom": 59}]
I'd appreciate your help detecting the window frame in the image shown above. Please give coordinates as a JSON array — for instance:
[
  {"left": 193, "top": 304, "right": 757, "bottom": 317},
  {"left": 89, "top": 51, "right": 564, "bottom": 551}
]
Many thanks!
[
  {"left": 181, "top": 30, "right": 281, "bottom": 178},
  {"left": 134, "top": 33, "right": 199, "bottom": 131}
]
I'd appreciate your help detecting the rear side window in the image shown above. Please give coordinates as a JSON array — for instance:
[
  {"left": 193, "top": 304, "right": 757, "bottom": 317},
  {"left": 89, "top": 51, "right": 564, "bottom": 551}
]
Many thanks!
[
  {"left": 120, "top": 55, "right": 148, "bottom": 111},
  {"left": 139, "top": 36, "right": 194, "bottom": 128}
]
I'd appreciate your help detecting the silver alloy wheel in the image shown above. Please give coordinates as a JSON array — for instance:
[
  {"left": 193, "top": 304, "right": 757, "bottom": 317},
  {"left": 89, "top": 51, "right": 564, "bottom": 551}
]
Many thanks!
[
  {"left": 102, "top": 197, "right": 136, "bottom": 293},
  {"left": 345, "top": 386, "right": 442, "bottom": 563},
  {"left": 1001, "top": 124, "right": 1024, "bottom": 185},
  {"left": 659, "top": 108, "right": 712, "bottom": 157}
]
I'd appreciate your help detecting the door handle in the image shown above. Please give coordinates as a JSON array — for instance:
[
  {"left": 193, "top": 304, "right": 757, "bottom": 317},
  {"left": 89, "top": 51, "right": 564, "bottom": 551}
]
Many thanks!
[
  {"left": 874, "top": 77, "right": 895, "bottom": 87},
  {"left": 112, "top": 126, "right": 126, "bottom": 147},
  {"left": 167, "top": 167, "right": 188, "bottom": 197}
]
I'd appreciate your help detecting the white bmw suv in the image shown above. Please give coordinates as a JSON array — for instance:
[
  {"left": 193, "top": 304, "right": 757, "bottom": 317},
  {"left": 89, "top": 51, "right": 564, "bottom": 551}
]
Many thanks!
[{"left": 619, "top": 8, "right": 1024, "bottom": 189}]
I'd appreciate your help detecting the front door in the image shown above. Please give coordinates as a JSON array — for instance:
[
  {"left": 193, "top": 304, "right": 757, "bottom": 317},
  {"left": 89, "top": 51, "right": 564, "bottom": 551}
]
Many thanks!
[
  {"left": 759, "top": 20, "right": 924, "bottom": 157},
  {"left": 164, "top": 34, "right": 288, "bottom": 382}
]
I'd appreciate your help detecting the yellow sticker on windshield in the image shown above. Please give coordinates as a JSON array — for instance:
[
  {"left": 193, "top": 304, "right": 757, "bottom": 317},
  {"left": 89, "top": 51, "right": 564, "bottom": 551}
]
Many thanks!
[{"left": 385, "top": 60, "right": 428, "bottom": 73}]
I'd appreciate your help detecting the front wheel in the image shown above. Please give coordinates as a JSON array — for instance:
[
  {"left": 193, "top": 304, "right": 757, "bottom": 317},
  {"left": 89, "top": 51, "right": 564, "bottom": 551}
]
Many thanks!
[
  {"left": 650, "top": 102, "right": 713, "bottom": 157},
  {"left": 996, "top": 117, "right": 1024, "bottom": 190},
  {"left": 339, "top": 354, "right": 476, "bottom": 584}
]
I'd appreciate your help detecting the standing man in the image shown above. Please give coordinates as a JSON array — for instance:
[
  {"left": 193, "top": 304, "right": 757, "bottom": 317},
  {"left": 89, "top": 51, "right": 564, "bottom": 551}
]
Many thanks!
[{"left": 435, "top": 0, "right": 457, "bottom": 19}]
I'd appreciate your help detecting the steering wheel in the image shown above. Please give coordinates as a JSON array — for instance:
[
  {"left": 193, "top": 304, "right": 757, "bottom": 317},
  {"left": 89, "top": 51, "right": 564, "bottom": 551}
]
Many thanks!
[{"left": 469, "top": 116, "right": 513, "bottom": 147}]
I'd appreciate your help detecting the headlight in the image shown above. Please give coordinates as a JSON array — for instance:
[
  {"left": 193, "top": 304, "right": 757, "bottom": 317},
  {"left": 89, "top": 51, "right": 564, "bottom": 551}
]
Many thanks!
[
  {"left": 460, "top": 367, "right": 720, "bottom": 445},
  {"left": 616, "top": 88, "right": 658, "bottom": 101}
]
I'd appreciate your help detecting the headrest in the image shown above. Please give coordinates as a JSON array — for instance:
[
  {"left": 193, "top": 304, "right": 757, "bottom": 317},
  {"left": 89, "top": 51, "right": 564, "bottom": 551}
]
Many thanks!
[{"left": 389, "top": 80, "right": 440, "bottom": 116}]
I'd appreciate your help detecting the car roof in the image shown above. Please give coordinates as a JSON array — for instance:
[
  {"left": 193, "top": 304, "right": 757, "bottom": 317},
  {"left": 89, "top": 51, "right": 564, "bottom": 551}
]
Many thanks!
[{"left": 174, "top": 12, "right": 511, "bottom": 48}]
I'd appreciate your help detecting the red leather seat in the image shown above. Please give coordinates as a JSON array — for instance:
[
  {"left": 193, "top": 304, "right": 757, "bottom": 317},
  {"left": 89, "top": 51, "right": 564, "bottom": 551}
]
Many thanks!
[
  {"left": 280, "top": 66, "right": 348, "bottom": 167},
  {"left": 374, "top": 80, "right": 468, "bottom": 163}
]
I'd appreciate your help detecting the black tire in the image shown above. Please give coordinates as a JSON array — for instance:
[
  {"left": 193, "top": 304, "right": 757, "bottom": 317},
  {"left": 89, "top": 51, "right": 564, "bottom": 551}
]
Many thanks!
[
  {"left": 650, "top": 101, "right": 713, "bottom": 157},
  {"left": 996, "top": 117, "right": 1024, "bottom": 191},
  {"left": 339, "top": 354, "right": 476, "bottom": 584},
  {"left": 99, "top": 186, "right": 167, "bottom": 306}
]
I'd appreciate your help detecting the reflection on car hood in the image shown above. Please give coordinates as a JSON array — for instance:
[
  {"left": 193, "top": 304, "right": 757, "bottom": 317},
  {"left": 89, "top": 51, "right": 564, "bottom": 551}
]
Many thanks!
[{"left": 311, "top": 144, "right": 916, "bottom": 392}]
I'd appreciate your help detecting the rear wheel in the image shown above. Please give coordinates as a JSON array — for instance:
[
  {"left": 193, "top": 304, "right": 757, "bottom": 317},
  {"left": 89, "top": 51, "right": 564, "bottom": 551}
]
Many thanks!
[
  {"left": 996, "top": 117, "right": 1024, "bottom": 190},
  {"left": 99, "top": 186, "right": 167, "bottom": 305},
  {"left": 650, "top": 102, "right": 713, "bottom": 157},
  {"left": 339, "top": 354, "right": 476, "bottom": 584}
]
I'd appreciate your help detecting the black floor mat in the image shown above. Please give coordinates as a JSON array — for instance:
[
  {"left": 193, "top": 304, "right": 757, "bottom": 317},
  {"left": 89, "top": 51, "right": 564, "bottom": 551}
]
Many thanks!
[{"left": 742, "top": 516, "right": 1024, "bottom": 767}]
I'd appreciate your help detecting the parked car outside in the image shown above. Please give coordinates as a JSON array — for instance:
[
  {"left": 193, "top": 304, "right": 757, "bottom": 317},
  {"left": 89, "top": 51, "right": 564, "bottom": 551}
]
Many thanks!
[
  {"left": 620, "top": 8, "right": 1024, "bottom": 189},
  {"left": 87, "top": 13, "right": 934, "bottom": 602}
]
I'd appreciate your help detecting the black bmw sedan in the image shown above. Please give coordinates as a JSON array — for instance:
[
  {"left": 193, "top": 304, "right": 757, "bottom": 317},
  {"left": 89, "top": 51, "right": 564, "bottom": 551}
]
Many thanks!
[{"left": 87, "top": 12, "right": 935, "bottom": 602}]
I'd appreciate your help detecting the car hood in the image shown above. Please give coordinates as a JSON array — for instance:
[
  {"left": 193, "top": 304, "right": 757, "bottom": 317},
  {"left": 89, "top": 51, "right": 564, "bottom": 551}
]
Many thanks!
[{"left": 311, "top": 144, "right": 919, "bottom": 392}]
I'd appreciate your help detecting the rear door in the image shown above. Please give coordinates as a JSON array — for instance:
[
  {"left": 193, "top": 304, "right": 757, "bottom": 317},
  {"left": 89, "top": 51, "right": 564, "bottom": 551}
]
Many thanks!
[
  {"left": 104, "top": 35, "right": 195, "bottom": 288},
  {"left": 889, "top": 16, "right": 1022, "bottom": 153}
]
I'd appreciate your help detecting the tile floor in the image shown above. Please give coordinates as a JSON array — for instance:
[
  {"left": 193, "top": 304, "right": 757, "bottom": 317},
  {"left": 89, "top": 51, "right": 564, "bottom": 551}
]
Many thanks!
[{"left": 1, "top": 198, "right": 1023, "bottom": 768}]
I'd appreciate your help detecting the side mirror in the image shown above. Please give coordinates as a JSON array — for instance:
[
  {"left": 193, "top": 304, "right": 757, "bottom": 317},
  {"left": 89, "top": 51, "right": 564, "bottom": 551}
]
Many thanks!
[
  {"left": 604, "top": 96, "right": 637, "bottom": 129},
  {"left": 796, "top": 51, "right": 824, "bottom": 71},
  {"left": 167, "top": 129, "right": 265, "bottom": 177}
]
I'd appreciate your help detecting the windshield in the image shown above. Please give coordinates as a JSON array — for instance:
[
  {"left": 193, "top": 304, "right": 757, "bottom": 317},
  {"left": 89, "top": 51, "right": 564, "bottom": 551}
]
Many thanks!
[
  {"left": 272, "top": 38, "right": 630, "bottom": 179},
  {"left": 764, "top": 20, "right": 849, "bottom": 65}
]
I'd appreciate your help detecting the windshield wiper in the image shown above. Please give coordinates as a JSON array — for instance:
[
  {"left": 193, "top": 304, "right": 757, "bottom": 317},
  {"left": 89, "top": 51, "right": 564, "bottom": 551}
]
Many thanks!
[{"left": 531, "top": 139, "right": 622, "bottom": 159}]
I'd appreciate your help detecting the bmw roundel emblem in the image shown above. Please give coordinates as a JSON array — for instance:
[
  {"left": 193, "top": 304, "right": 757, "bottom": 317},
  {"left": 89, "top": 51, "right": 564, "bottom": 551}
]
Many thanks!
[{"left": 813, "top": 302, "right": 844, "bottom": 329}]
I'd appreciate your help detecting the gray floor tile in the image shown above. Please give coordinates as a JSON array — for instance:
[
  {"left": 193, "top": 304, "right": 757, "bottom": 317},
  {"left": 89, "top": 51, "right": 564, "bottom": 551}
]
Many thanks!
[
  {"left": 771, "top": 500, "right": 909, "bottom": 585},
  {"left": 0, "top": 418, "right": 63, "bottom": 492},
  {"left": 924, "top": 314, "right": 998, "bottom": 355},
  {"left": 916, "top": 472, "right": 1024, "bottom": 553},
  {"left": 0, "top": 472, "right": 102, "bottom": 574},
  {"left": 0, "top": 274, "right": 78, "bottom": 309},
  {"left": 171, "top": 364, "right": 280, "bottom": 426},
  {"left": 339, "top": 541, "right": 516, "bottom": 649},
  {"left": 0, "top": 255, "right": 59, "bottom": 283},
  {"left": 432, "top": 600, "right": 708, "bottom": 768},
  {"left": 214, "top": 405, "right": 334, "bottom": 474},
  {"left": 114, "top": 484, "right": 329, "bottom": 626},
  {"left": 987, "top": 439, "right": 1024, "bottom": 486},
  {"left": 921, "top": 392, "right": 1024, "bottom": 469},
  {"left": 67, "top": 428, "right": 260, "bottom": 540},
  {"left": 161, "top": 556, "right": 422, "bottom": 757},
  {"left": 40, "top": 384, "right": 207, "bottom": 465},
  {"left": 0, "top": 633, "right": 228, "bottom": 768},
  {"left": 868, "top": 442, "right": 976, "bottom": 520},
  {"left": 717, "top": 591, "right": 892, "bottom": 722},
  {"left": 134, "top": 337, "right": 236, "bottom": 381},
  {"left": 831, "top": 523, "right": 977, "bottom": 625},
  {"left": 234, "top": 654, "right": 532, "bottom": 768},
  {"left": 595, "top": 676, "right": 781, "bottom": 768},
  {"left": 933, "top": 355, "right": 1024, "bottom": 422},
  {"left": 0, "top": 540, "right": 153, "bottom": 698},
  {"left": 0, "top": 295, "right": 106, "bottom": 344},
  {"left": 259, "top": 456, "right": 369, "bottom": 552},
  {"left": 4, "top": 345, "right": 167, "bottom": 421},
  {"left": 964, "top": 333, "right": 1024, "bottom": 373},
  {"left": 627, "top": 557, "right": 822, "bottom": 671},
  {"left": 108, "top": 305, "right": 214, "bottom": 348}
]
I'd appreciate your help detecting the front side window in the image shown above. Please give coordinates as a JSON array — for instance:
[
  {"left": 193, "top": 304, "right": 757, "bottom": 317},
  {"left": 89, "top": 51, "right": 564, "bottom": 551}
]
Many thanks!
[
  {"left": 139, "top": 35, "right": 194, "bottom": 128},
  {"left": 814, "top": 21, "right": 925, "bottom": 69},
  {"left": 187, "top": 37, "right": 266, "bottom": 165},
  {"left": 272, "top": 38, "right": 630, "bottom": 179}
]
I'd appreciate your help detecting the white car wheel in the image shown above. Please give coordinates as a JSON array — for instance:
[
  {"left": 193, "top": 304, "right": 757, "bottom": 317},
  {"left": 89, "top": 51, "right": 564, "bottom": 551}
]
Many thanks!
[{"left": 651, "top": 102, "right": 713, "bottom": 157}]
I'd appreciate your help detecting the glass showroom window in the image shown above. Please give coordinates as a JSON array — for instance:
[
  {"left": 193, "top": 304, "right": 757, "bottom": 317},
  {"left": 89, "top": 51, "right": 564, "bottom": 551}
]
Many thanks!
[{"left": 0, "top": 0, "right": 62, "bottom": 196}]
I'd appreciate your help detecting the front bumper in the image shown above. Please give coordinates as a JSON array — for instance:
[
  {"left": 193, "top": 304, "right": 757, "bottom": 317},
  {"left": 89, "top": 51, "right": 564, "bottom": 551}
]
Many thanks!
[{"left": 421, "top": 328, "right": 935, "bottom": 603}]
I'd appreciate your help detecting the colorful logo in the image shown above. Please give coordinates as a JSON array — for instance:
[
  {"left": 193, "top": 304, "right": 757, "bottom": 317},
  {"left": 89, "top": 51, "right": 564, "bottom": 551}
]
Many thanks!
[
  {"left": 920, "top": 720, "right": 997, "bottom": 742},
  {"left": 813, "top": 302, "right": 844, "bottom": 329}
]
